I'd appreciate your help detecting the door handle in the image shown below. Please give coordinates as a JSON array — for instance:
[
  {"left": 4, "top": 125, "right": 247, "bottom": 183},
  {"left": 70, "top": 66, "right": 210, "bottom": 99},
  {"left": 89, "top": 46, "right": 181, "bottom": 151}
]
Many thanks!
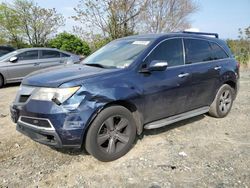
[
  {"left": 214, "top": 66, "right": 221, "bottom": 70},
  {"left": 34, "top": 63, "right": 40, "bottom": 66},
  {"left": 178, "top": 73, "right": 190, "bottom": 78}
]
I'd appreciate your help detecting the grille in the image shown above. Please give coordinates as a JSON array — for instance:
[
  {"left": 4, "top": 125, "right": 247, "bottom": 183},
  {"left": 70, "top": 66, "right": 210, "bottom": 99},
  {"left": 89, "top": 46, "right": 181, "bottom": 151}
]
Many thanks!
[
  {"left": 19, "top": 95, "right": 30, "bottom": 103},
  {"left": 20, "top": 117, "right": 51, "bottom": 128}
]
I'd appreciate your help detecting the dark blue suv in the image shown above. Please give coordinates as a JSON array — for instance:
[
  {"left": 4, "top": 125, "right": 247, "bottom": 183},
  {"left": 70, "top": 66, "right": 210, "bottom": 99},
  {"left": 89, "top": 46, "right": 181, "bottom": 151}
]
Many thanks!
[{"left": 10, "top": 32, "right": 239, "bottom": 161}]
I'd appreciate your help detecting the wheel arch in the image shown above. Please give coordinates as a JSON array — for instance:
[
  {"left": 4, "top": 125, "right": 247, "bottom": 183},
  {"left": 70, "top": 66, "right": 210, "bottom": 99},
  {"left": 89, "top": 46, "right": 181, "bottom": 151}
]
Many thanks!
[
  {"left": 0, "top": 72, "right": 5, "bottom": 86},
  {"left": 80, "top": 100, "right": 144, "bottom": 150},
  {"left": 102, "top": 100, "right": 144, "bottom": 135},
  {"left": 223, "top": 80, "right": 237, "bottom": 99}
]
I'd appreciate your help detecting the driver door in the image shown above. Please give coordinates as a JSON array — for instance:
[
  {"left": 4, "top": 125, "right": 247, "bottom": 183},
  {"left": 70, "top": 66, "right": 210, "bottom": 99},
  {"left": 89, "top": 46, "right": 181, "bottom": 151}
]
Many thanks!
[{"left": 139, "top": 38, "right": 192, "bottom": 123}]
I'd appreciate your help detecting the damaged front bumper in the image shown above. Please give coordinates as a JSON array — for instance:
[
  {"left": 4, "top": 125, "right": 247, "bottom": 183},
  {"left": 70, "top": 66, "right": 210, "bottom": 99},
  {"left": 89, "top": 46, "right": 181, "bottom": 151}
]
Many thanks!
[{"left": 10, "top": 86, "right": 102, "bottom": 149}]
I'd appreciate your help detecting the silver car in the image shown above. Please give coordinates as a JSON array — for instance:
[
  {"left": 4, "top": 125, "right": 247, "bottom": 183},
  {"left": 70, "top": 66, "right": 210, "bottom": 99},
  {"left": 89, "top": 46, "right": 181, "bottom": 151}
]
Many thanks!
[{"left": 0, "top": 48, "right": 81, "bottom": 87}]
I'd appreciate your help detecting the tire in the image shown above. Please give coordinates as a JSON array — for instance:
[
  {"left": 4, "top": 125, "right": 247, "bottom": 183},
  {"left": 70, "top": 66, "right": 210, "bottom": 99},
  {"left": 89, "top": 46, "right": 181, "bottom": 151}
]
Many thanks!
[
  {"left": 85, "top": 105, "right": 137, "bottom": 162},
  {"left": 209, "top": 84, "right": 234, "bottom": 118},
  {"left": 0, "top": 75, "right": 4, "bottom": 88}
]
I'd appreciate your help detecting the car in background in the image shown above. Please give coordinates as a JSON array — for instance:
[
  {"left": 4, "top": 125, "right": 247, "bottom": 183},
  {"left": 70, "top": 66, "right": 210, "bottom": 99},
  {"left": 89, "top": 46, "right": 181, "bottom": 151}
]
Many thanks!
[
  {"left": 0, "top": 48, "right": 81, "bottom": 87},
  {"left": 0, "top": 46, "right": 15, "bottom": 57}
]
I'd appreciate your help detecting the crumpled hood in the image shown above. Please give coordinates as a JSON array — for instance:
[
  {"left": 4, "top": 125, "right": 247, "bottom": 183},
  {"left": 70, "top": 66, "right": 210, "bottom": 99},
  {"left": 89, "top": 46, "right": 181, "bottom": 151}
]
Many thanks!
[{"left": 22, "top": 64, "right": 114, "bottom": 87}]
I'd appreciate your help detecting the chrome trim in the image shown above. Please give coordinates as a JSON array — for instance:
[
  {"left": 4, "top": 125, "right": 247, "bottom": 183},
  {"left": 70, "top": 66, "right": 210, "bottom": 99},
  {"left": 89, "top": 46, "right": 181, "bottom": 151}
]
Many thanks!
[
  {"left": 181, "top": 38, "right": 186, "bottom": 64},
  {"left": 17, "top": 116, "right": 55, "bottom": 131},
  {"left": 178, "top": 73, "right": 190, "bottom": 78},
  {"left": 144, "top": 106, "right": 209, "bottom": 129},
  {"left": 214, "top": 66, "right": 222, "bottom": 70},
  {"left": 166, "top": 58, "right": 230, "bottom": 70}
]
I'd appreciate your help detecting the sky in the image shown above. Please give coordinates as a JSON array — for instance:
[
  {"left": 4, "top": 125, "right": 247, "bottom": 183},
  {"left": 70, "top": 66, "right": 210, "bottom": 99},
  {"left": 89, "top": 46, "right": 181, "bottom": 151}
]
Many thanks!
[{"left": 1, "top": 0, "right": 249, "bottom": 39}]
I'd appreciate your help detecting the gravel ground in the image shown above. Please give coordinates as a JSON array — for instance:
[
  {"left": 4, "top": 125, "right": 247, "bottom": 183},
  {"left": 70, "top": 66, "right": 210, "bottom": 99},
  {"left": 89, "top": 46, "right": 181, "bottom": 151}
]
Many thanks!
[{"left": 0, "top": 70, "right": 249, "bottom": 188}]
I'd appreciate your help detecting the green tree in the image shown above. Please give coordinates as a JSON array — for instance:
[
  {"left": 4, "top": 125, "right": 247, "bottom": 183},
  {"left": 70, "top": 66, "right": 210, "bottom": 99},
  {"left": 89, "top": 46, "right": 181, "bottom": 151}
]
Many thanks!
[
  {"left": 14, "top": 0, "right": 65, "bottom": 46},
  {"left": 73, "top": 0, "right": 147, "bottom": 40},
  {"left": 48, "top": 32, "right": 91, "bottom": 56},
  {"left": 0, "top": 3, "right": 24, "bottom": 47},
  {"left": 227, "top": 26, "right": 250, "bottom": 65}
]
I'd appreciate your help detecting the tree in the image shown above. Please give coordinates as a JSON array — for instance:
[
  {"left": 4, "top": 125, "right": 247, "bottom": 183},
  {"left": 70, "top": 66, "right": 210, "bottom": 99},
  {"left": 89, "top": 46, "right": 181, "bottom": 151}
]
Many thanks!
[
  {"left": 72, "top": 0, "right": 147, "bottom": 39},
  {"left": 139, "top": 0, "right": 198, "bottom": 33},
  {"left": 48, "top": 32, "right": 91, "bottom": 56},
  {"left": 13, "top": 0, "right": 65, "bottom": 46},
  {"left": 0, "top": 3, "right": 24, "bottom": 47},
  {"left": 227, "top": 26, "right": 250, "bottom": 65}
]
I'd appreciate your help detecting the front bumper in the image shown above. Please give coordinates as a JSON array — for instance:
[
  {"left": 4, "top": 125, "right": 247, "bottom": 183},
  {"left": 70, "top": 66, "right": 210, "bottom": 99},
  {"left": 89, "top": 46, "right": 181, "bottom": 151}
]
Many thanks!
[
  {"left": 16, "top": 120, "right": 62, "bottom": 148},
  {"left": 10, "top": 100, "right": 98, "bottom": 149}
]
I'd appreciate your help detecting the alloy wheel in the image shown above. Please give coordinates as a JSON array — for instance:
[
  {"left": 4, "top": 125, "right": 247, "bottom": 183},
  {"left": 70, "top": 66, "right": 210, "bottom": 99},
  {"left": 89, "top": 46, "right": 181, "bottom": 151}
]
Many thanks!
[
  {"left": 219, "top": 89, "right": 232, "bottom": 114},
  {"left": 97, "top": 116, "right": 131, "bottom": 154}
]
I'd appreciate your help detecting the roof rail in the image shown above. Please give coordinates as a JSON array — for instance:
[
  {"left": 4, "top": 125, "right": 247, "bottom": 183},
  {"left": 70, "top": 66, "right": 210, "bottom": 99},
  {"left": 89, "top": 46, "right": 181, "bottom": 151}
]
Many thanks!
[{"left": 182, "top": 31, "right": 219, "bottom": 38}]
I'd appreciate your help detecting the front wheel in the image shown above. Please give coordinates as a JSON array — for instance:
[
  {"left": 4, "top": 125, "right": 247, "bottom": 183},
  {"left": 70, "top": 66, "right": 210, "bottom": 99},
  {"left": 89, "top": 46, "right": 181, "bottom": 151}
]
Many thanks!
[
  {"left": 85, "top": 106, "right": 137, "bottom": 162},
  {"left": 209, "top": 84, "right": 234, "bottom": 118}
]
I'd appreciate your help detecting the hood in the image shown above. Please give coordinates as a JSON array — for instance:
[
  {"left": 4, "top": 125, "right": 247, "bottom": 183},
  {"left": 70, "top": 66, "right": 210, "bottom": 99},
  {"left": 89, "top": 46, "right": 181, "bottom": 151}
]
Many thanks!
[{"left": 22, "top": 64, "right": 115, "bottom": 87}]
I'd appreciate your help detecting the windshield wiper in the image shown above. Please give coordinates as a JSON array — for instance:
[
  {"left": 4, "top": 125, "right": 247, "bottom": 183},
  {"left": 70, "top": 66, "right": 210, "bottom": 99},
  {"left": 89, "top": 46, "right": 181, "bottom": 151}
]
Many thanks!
[
  {"left": 85, "top": 63, "right": 105, "bottom": 68},
  {"left": 84, "top": 63, "right": 117, "bottom": 69}
]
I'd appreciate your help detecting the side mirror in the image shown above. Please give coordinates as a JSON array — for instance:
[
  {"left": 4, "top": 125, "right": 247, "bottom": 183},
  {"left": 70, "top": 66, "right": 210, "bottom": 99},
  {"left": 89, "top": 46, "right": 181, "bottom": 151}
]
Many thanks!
[
  {"left": 9, "top": 56, "right": 18, "bottom": 63},
  {"left": 148, "top": 60, "right": 168, "bottom": 71}
]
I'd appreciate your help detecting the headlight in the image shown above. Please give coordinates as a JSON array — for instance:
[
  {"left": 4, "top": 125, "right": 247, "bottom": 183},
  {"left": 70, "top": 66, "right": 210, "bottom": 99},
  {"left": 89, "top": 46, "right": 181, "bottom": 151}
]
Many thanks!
[{"left": 31, "top": 86, "right": 80, "bottom": 104}]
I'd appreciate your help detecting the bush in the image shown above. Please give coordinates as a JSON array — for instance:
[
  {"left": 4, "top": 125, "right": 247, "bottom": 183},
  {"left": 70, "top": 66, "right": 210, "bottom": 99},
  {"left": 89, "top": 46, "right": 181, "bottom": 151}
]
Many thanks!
[
  {"left": 49, "top": 32, "right": 91, "bottom": 56},
  {"left": 227, "top": 39, "right": 250, "bottom": 65}
]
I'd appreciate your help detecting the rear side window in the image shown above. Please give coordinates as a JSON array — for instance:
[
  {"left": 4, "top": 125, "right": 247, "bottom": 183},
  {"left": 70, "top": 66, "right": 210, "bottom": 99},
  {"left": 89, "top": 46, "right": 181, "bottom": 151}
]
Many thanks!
[
  {"left": 61, "top": 53, "right": 70, "bottom": 57},
  {"left": 210, "top": 42, "right": 228, "bottom": 60},
  {"left": 41, "top": 50, "right": 60, "bottom": 59},
  {"left": 146, "top": 38, "right": 184, "bottom": 67},
  {"left": 184, "top": 39, "right": 213, "bottom": 64},
  {"left": 18, "top": 50, "right": 38, "bottom": 60}
]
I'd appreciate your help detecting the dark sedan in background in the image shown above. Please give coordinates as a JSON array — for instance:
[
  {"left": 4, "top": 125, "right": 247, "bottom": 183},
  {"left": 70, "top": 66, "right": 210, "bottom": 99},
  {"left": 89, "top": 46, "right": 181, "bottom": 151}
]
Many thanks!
[
  {"left": 0, "top": 47, "right": 81, "bottom": 87},
  {"left": 0, "top": 46, "right": 15, "bottom": 57}
]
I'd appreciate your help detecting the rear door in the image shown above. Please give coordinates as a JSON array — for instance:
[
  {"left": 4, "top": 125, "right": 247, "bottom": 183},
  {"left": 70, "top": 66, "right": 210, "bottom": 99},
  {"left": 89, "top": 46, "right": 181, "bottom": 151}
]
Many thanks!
[
  {"left": 183, "top": 38, "right": 223, "bottom": 109},
  {"left": 38, "top": 50, "right": 63, "bottom": 69},
  {"left": 7, "top": 50, "right": 39, "bottom": 81}
]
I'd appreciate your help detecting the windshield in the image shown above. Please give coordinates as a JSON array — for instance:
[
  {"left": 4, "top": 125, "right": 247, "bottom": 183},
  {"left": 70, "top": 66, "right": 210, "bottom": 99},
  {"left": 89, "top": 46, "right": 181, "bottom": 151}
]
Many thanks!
[
  {"left": 0, "top": 51, "right": 18, "bottom": 61},
  {"left": 82, "top": 39, "right": 152, "bottom": 68}
]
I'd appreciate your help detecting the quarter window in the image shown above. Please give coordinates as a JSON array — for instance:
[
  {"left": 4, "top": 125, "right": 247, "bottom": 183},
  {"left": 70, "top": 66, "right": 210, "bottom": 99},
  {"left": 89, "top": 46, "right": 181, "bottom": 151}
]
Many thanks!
[
  {"left": 61, "top": 53, "right": 70, "bottom": 57},
  {"left": 184, "top": 39, "right": 213, "bottom": 64},
  {"left": 18, "top": 50, "right": 38, "bottom": 60},
  {"left": 210, "top": 42, "right": 228, "bottom": 60},
  {"left": 146, "top": 38, "right": 184, "bottom": 67},
  {"left": 41, "top": 50, "right": 60, "bottom": 59}
]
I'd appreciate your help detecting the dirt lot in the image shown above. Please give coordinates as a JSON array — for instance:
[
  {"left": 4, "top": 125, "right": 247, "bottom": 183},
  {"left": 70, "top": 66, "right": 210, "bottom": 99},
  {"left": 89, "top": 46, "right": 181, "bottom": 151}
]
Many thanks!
[{"left": 0, "top": 70, "right": 249, "bottom": 188}]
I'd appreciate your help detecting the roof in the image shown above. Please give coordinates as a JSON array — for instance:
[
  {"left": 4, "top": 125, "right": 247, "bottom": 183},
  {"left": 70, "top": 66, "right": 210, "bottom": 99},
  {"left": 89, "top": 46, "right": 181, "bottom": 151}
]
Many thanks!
[
  {"left": 13, "top": 47, "right": 76, "bottom": 56},
  {"left": 15, "top": 47, "right": 59, "bottom": 52},
  {"left": 120, "top": 32, "right": 222, "bottom": 42}
]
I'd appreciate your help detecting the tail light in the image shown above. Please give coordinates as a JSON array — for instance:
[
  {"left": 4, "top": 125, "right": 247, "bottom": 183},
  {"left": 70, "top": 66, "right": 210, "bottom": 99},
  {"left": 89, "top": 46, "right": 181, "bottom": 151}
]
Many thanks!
[{"left": 236, "top": 61, "right": 240, "bottom": 69}]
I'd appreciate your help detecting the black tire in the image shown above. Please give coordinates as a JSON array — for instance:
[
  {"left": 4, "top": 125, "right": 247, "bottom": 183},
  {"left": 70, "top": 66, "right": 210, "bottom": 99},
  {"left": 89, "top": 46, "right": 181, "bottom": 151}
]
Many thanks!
[
  {"left": 0, "top": 75, "right": 4, "bottom": 88},
  {"left": 85, "top": 105, "right": 137, "bottom": 162},
  {"left": 209, "top": 84, "right": 234, "bottom": 118}
]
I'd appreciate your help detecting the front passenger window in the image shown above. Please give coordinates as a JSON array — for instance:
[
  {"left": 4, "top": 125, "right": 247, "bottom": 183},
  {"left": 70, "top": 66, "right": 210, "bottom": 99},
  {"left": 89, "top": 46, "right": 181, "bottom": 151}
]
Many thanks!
[
  {"left": 18, "top": 50, "right": 39, "bottom": 61},
  {"left": 146, "top": 38, "right": 184, "bottom": 67}
]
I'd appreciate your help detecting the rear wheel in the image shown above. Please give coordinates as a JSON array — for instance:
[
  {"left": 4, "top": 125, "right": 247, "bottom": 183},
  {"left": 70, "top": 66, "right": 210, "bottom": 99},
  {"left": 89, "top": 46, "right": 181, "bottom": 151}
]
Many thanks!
[
  {"left": 209, "top": 84, "right": 234, "bottom": 118},
  {"left": 85, "top": 106, "right": 136, "bottom": 162}
]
